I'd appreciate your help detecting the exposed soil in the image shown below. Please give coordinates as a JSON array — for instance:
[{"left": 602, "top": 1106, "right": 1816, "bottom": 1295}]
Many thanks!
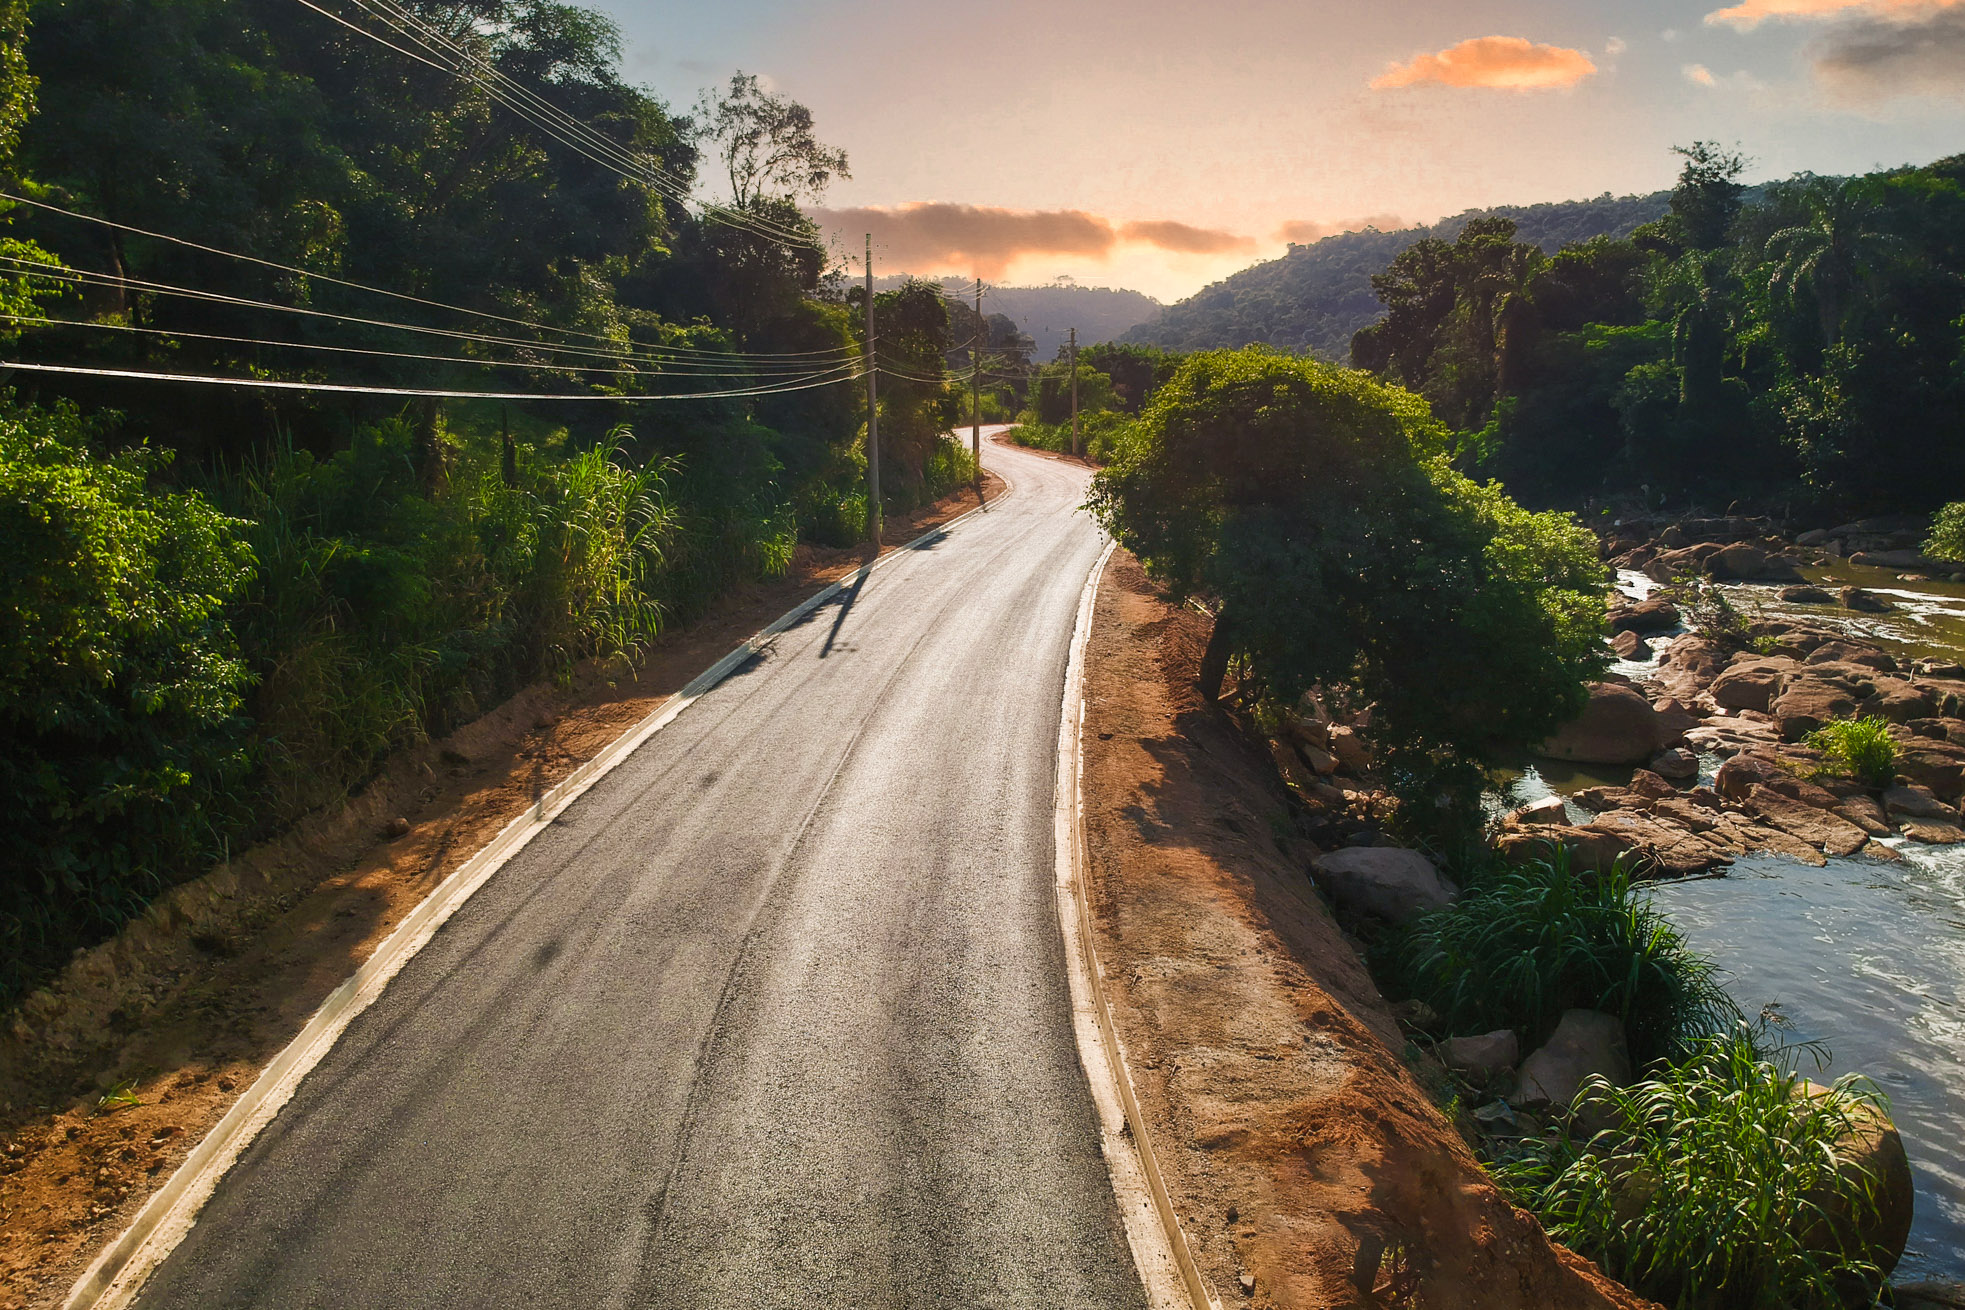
[
  {"left": 0, "top": 471, "right": 1001, "bottom": 1309},
  {"left": 1080, "top": 552, "right": 1655, "bottom": 1310}
]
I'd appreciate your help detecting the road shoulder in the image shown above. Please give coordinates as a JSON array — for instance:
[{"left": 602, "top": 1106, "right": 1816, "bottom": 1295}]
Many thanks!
[{"left": 1079, "top": 551, "right": 1652, "bottom": 1310}]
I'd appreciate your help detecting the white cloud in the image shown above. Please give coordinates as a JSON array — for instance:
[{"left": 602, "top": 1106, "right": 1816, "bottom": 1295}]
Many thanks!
[
  {"left": 1606, "top": 36, "right": 1629, "bottom": 55},
  {"left": 1684, "top": 62, "right": 1720, "bottom": 84}
]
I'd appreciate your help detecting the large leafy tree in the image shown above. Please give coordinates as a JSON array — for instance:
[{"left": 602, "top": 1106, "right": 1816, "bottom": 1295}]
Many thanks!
[{"left": 1090, "top": 349, "right": 1607, "bottom": 833}]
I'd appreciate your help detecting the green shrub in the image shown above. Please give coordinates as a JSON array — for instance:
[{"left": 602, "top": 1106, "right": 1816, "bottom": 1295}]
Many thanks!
[
  {"left": 1499, "top": 1028, "right": 1890, "bottom": 1309},
  {"left": 1383, "top": 851, "right": 1736, "bottom": 1067},
  {"left": 1806, "top": 716, "right": 1898, "bottom": 788},
  {"left": 1926, "top": 500, "right": 1965, "bottom": 562},
  {"left": 0, "top": 402, "right": 255, "bottom": 1002}
]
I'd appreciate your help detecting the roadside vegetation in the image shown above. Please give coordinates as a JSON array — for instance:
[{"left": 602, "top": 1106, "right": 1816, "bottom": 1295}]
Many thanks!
[
  {"left": 0, "top": 0, "right": 982, "bottom": 1004},
  {"left": 1499, "top": 1025, "right": 1893, "bottom": 1309}
]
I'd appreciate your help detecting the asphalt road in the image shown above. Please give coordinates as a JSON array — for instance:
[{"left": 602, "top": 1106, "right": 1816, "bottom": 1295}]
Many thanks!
[{"left": 133, "top": 432, "right": 1147, "bottom": 1310}]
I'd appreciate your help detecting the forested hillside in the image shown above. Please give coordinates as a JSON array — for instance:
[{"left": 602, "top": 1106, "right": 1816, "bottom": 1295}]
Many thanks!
[
  {"left": 880, "top": 276, "right": 1160, "bottom": 361},
  {"left": 0, "top": 0, "right": 972, "bottom": 1001},
  {"left": 1123, "top": 192, "right": 1672, "bottom": 358},
  {"left": 1349, "top": 145, "right": 1965, "bottom": 513}
]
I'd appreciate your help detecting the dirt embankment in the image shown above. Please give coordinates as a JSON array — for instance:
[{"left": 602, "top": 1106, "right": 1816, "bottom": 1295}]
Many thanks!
[
  {"left": 1081, "top": 553, "right": 1653, "bottom": 1310},
  {"left": 0, "top": 473, "right": 1000, "bottom": 1310}
]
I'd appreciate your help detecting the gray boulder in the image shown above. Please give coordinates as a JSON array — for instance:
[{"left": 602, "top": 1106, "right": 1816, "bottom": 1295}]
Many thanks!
[
  {"left": 1512, "top": 1010, "right": 1633, "bottom": 1108},
  {"left": 1309, "top": 848, "right": 1458, "bottom": 924},
  {"left": 1441, "top": 1030, "right": 1519, "bottom": 1077}
]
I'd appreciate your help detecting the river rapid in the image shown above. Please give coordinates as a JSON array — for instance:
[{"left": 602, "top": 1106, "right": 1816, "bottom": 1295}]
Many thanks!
[{"left": 1502, "top": 558, "right": 1965, "bottom": 1280}]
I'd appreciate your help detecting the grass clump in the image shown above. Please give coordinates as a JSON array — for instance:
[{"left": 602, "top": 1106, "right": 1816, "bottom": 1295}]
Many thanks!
[
  {"left": 1498, "top": 1027, "right": 1891, "bottom": 1309},
  {"left": 1806, "top": 716, "right": 1899, "bottom": 788},
  {"left": 1382, "top": 850, "right": 1737, "bottom": 1067}
]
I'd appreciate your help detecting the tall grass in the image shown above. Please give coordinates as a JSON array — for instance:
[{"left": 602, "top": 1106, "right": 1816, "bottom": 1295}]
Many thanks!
[
  {"left": 1806, "top": 716, "right": 1899, "bottom": 789},
  {"left": 1498, "top": 1027, "right": 1890, "bottom": 1309},
  {"left": 1382, "top": 850, "right": 1737, "bottom": 1067}
]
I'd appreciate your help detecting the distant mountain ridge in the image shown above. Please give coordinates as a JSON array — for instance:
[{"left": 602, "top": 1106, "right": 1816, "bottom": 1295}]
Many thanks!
[
  {"left": 1121, "top": 192, "right": 1675, "bottom": 360},
  {"left": 876, "top": 276, "right": 1161, "bottom": 361}
]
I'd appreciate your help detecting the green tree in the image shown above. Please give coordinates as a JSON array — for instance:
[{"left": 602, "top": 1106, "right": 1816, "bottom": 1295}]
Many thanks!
[
  {"left": 1089, "top": 350, "right": 1606, "bottom": 836},
  {"left": 1669, "top": 141, "right": 1747, "bottom": 252},
  {"left": 0, "top": 403, "right": 254, "bottom": 999},
  {"left": 1766, "top": 179, "right": 1906, "bottom": 346}
]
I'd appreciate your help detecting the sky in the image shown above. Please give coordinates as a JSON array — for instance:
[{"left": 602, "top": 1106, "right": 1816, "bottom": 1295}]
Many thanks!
[{"left": 596, "top": 0, "right": 1965, "bottom": 301}]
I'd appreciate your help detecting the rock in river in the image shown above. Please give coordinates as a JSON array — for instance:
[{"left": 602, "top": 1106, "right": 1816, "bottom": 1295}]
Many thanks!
[{"left": 1538, "top": 682, "right": 1671, "bottom": 766}]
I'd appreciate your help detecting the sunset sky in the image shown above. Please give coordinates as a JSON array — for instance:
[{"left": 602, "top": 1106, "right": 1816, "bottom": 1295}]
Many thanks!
[{"left": 600, "top": 0, "right": 1965, "bottom": 301}]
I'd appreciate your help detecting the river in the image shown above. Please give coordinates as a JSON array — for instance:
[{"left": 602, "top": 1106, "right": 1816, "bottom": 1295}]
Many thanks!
[{"left": 1503, "top": 557, "right": 1965, "bottom": 1279}]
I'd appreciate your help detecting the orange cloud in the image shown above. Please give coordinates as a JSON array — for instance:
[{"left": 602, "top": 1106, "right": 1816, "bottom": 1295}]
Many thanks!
[
  {"left": 1118, "top": 220, "right": 1257, "bottom": 256},
  {"left": 1274, "top": 214, "right": 1404, "bottom": 245},
  {"left": 1706, "top": 0, "right": 1962, "bottom": 28},
  {"left": 1370, "top": 36, "right": 1599, "bottom": 91},
  {"left": 810, "top": 203, "right": 1256, "bottom": 277}
]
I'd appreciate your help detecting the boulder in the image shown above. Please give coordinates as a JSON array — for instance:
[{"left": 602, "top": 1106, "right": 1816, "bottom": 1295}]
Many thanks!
[
  {"left": 1573, "top": 785, "right": 1652, "bottom": 813},
  {"left": 1644, "top": 542, "right": 1724, "bottom": 583},
  {"left": 1711, "top": 658, "right": 1797, "bottom": 713},
  {"left": 1772, "top": 678, "right": 1861, "bottom": 742},
  {"left": 1651, "top": 797, "right": 1718, "bottom": 832},
  {"left": 1283, "top": 713, "right": 1329, "bottom": 752},
  {"left": 1895, "top": 738, "right": 1965, "bottom": 801},
  {"left": 1308, "top": 848, "right": 1458, "bottom": 924},
  {"left": 1715, "top": 751, "right": 1785, "bottom": 802},
  {"left": 1608, "top": 597, "right": 1681, "bottom": 635},
  {"left": 1493, "top": 824, "right": 1635, "bottom": 875},
  {"left": 1328, "top": 725, "right": 1374, "bottom": 774},
  {"left": 1299, "top": 742, "right": 1340, "bottom": 776},
  {"left": 1626, "top": 768, "right": 1679, "bottom": 800},
  {"left": 1743, "top": 783, "right": 1871, "bottom": 857},
  {"left": 1904, "top": 820, "right": 1965, "bottom": 845},
  {"left": 1798, "top": 1081, "right": 1916, "bottom": 1278},
  {"left": 1609, "top": 629, "right": 1648, "bottom": 661},
  {"left": 1795, "top": 529, "right": 1832, "bottom": 548},
  {"left": 1863, "top": 678, "right": 1938, "bottom": 724},
  {"left": 1441, "top": 1030, "right": 1520, "bottom": 1077},
  {"left": 1511, "top": 796, "right": 1568, "bottom": 826},
  {"left": 1512, "top": 1011, "right": 1633, "bottom": 1108},
  {"left": 1882, "top": 784, "right": 1959, "bottom": 820},
  {"left": 1778, "top": 584, "right": 1836, "bottom": 604},
  {"left": 1650, "top": 747, "right": 1700, "bottom": 779},
  {"left": 1836, "top": 795, "right": 1894, "bottom": 837},
  {"left": 1584, "top": 810, "right": 1734, "bottom": 877},
  {"left": 1850, "top": 548, "right": 1944, "bottom": 571},
  {"left": 1842, "top": 586, "right": 1895, "bottom": 613},
  {"left": 1761, "top": 773, "right": 1847, "bottom": 811},
  {"left": 1808, "top": 641, "right": 1897, "bottom": 671},
  {"left": 1537, "top": 682, "right": 1667, "bottom": 765},
  {"left": 1710, "top": 541, "right": 1802, "bottom": 582}
]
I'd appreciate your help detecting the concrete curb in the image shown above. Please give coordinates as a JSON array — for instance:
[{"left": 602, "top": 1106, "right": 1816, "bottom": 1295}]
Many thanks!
[
  {"left": 1053, "top": 540, "right": 1222, "bottom": 1310},
  {"left": 62, "top": 482, "right": 1009, "bottom": 1310}
]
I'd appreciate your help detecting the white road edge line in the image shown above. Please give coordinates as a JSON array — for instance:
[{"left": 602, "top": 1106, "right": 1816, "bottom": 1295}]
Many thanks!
[
  {"left": 1054, "top": 539, "right": 1222, "bottom": 1310},
  {"left": 63, "top": 481, "right": 1009, "bottom": 1310}
]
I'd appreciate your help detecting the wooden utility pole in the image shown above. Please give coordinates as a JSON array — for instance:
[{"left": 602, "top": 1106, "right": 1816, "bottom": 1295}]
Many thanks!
[
  {"left": 1068, "top": 326, "right": 1080, "bottom": 457},
  {"left": 971, "top": 277, "right": 982, "bottom": 491},
  {"left": 864, "top": 234, "right": 881, "bottom": 545}
]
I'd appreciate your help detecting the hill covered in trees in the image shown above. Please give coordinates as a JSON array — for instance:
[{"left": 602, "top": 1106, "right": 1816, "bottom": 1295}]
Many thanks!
[
  {"left": 881, "top": 276, "right": 1161, "bottom": 361},
  {"left": 1122, "top": 193, "right": 1674, "bottom": 358}
]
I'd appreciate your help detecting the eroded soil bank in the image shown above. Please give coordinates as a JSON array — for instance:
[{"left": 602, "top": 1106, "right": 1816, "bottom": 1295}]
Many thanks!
[
  {"left": 1080, "top": 552, "right": 1652, "bottom": 1310},
  {"left": 0, "top": 474, "right": 999, "bottom": 1310}
]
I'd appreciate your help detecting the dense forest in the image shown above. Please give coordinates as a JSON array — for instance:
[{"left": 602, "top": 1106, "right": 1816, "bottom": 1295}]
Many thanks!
[
  {"left": 1352, "top": 145, "right": 1965, "bottom": 514},
  {"left": 0, "top": 0, "right": 973, "bottom": 1001},
  {"left": 1123, "top": 192, "right": 1673, "bottom": 360}
]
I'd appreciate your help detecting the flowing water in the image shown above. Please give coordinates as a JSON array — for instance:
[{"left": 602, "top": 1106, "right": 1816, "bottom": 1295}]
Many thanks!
[{"left": 1498, "top": 557, "right": 1965, "bottom": 1278}]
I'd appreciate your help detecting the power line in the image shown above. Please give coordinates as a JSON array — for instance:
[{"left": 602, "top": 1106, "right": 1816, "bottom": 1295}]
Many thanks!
[
  {"left": 1, "top": 257, "right": 853, "bottom": 375},
  {"left": 1, "top": 190, "right": 854, "bottom": 363},
  {"left": 0, "top": 313, "right": 838, "bottom": 381},
  {"left": 0, "top": 358, "right": 865, "bottom": 401},
  {"left": 310, "top": 0, "right": 819, "bottom": 250}
]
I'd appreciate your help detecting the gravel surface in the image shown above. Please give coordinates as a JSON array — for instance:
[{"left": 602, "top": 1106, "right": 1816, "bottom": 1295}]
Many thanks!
[{"left": 133, "top": 434, "right": 1145, "bottom": 1310}]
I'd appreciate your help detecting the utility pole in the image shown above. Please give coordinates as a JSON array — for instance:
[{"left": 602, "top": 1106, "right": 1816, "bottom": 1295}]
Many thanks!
[
  {"left": 971, "top": 277, "right": 982, "bottom": 492},
  {"left": 864, "top": 234, "right": 881, "bottom": 546},
  {"left": 1068, "top": 326, "right": 1080, "bottom": 457}
]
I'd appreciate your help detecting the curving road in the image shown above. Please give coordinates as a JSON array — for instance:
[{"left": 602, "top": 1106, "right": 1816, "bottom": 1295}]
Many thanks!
[{"left": 131, "top": 433, "right": 1146, "bottom": 1309}]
